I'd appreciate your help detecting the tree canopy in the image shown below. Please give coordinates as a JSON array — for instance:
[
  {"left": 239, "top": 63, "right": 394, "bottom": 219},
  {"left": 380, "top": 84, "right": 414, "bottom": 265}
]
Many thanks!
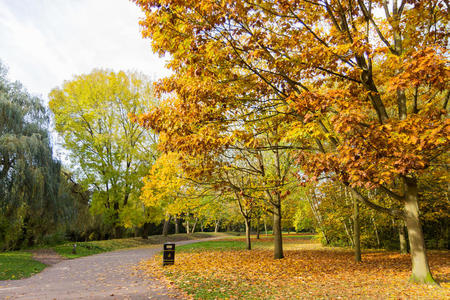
[
  {"left": 49, "top": 69, "right": 158, "bottom": 237},
  {"left": 133, "top": 0, "right": 449, "bottom": 283},
  {"left": 0, "top": 62, "right": 88, "bottom": 249}
]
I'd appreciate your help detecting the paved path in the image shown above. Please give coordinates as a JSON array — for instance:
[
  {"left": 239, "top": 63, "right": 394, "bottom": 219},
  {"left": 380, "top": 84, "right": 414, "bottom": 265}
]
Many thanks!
[{"left": 0, "top": 238, "right": 221, "bottom": 300}]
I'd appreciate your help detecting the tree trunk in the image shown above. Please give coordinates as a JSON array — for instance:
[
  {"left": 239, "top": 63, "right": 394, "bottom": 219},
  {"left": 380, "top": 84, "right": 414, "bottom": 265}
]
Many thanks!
[
  {"left": 273, "top": 205, "right": 284, "bottom": 259},
  {"left": 404, "top": 177, "right": 436, "bottom": 284},
  {"left": 343, "top": 221, "right": 354, "bottom": 247},
  {"left": 191, "top": 218, "right": 198, "bottom": 234},
  {"left": 244, "top": 218, "right": 251, "bottom": 250},
  {"left": 141, "top": 222, "right": 151, "bottom": 239},
  {"left": 114, "top": 225, "right": 123, "bottom": 239},
  {"left": 214, "top": 220, "right": 219, "bottom": 233},
  {"left": 186, "top": 220, "right": 190, "bottom": 234},
  {"left": 162, "top": 215, "right": 171, "bottom": 236},
  {"left": 174, "top": 217, "right": 179, "bottom": 234},
  {"left": 113, "top": 202, "right": 122, "bottom": 238},
  {"left": 200, "top": 222, "right": 204, "bottom": 232},
  {"left": 256, "top": 218, "right": 260, "bottom": 239},
  {"left": 353, "top": 196, "right": 361, "bottom": 262},
  {"left": 399, "top": 221, "right": 407, "bottom": 254}
]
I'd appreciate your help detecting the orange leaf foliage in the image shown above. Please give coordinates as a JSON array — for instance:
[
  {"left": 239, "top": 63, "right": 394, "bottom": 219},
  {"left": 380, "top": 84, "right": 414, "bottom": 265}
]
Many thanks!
[{"left": 142, "top": 245, "right": 449, "bottom": 299}]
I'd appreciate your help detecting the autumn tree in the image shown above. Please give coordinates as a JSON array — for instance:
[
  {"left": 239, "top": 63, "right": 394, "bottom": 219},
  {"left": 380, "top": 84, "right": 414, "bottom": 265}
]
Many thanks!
[
  {"left": 49, "top": 69, "right": 158, "bottom": 237},
  {"left": 136, "top": 101, "right": 299, "bottom": 257},
  {"left": 219, "top": 166, "right": 264, "bottom": 250},
  {"left": 141, "top": 151, "right": 233, "bottom": 235},
  {"left": 141, "top": 152, "right": 203, "bottom": 234},
  {"left": 133, "top": 0, "right": 448, "bottom": 283}
]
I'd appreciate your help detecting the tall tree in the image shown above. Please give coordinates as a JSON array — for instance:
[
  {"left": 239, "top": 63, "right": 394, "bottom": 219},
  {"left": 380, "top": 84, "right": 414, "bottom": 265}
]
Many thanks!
[
  {"left": 0, "top": 62, "right": 84, "bottom": 249},
  {"left": 49, "top": 69, "right": 157, "bottom": 237},
  {"left": 133, "top": 0, "right": 448, "bottom": 283}
]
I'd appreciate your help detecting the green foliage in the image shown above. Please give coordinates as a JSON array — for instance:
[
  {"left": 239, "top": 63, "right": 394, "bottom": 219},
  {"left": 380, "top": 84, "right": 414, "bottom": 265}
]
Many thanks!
[
  {"left": 0, "top": 251, "right": 46, "bottom": 280},
  {"left": 303, "top": 178, "right": 449, "bottom": 251},
  {"left": 293, "top": 200, "right": 315, "bottom": 233},
  {"left": 0, "top": 62, "right": 89, "bottom": 250},
  {"left": 49, "top": 69, "right": 158, "bottom": 237},
  {"left": 52, "top": 233, "right": 218, "bottom": 258}
]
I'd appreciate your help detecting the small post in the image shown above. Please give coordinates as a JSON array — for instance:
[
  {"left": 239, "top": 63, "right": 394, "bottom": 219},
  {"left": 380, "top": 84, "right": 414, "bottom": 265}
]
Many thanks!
[
  {"left": 163, "top": 243, "right": 175, "bottom": 266},
  {"left": 72, "top": 243, "right": 77, "bottom": 254}
]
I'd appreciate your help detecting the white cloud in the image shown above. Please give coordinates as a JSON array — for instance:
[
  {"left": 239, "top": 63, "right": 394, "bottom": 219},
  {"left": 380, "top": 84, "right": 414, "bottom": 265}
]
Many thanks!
[{"left": 0, "top": 0, "right": 169, "bottom": 101}]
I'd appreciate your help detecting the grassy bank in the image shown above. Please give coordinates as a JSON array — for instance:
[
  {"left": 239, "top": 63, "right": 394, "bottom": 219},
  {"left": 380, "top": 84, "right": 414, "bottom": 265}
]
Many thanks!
[
  {"left": 53, "top": 232, "right": 221, "bottom": 258},
  {"left": 0, "top": 252, "right": 46, "bottom": 280},
  {"left": 142, "top": 234, "right": 449, "bottom": 299}
]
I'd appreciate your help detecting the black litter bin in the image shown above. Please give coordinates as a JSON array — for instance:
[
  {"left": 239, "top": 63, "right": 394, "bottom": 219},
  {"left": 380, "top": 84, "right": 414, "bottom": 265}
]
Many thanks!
[{"left": 163, "top": 243, "right": 175, "bottom": 266}]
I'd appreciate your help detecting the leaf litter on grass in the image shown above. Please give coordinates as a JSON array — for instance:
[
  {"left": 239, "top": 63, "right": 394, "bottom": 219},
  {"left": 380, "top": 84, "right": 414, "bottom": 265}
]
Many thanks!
[{"left": 140, "top": 248, "right": 449, "bottom": 299}]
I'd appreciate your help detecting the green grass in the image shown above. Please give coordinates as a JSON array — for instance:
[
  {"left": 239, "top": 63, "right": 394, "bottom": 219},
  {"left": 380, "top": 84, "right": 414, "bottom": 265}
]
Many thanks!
[
  {"left": 53, "top": 242, "right": 112, "bottom": 258},
  {"left": 177, "top": 240, "right": 247, "bottom": 252},
  {"left": 53, "top": 232, "right": 221, "bottom": 258},
  {"left": 283, "top": 234, "right": 316, "bottom": 239},
  {"left": 52, "top": 238, "right": 157, "bottom": 258},
  {"left": 0, "top": 251, "right": 46, "bottom": 280},
  {"left": 175, "top": 234, "right": 318, "bottom": 253}
]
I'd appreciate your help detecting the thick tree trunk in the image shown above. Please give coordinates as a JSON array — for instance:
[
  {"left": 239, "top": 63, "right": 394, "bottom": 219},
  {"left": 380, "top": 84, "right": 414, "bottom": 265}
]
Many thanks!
[
  {"left": 353, "top": 196, "right": 361, "bottom": 262},
  {"left": 141, "top": 222, "right": 151, "bottom": 239},
  {"left": 404, "top": 178, "right": 436, "bottom": 284},
  {"left": 162, "top": 215, "right": 171, "bottom": 236},
  {"left": 113, "top": 202, "right": 122, "bottom": 238},
  {"left": 174, "top": 217, "right": 179, "bottom": 234},
  {"left": 244, "top": 218, "right": 251, "bottom": 250},
  {"left": 114, "top": 226, "right": 123, "bottom": 239},
  {"left": 273, "top": 205, "right": 284, "bottom": 259},
  {"left": 186, "top": 220, "right": 190, "bottom": 234},
  {"left": 214, "top": 220, "right": 219, "bottom": 233},
  {"left": 398, "top": 222, "right": 408, "bottom": 254}
]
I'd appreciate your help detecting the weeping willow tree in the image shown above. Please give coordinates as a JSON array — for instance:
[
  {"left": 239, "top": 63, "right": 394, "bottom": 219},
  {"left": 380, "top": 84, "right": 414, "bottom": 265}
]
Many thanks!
[{"left": 0, "top": 62, "right": 87, "bottom": 250}]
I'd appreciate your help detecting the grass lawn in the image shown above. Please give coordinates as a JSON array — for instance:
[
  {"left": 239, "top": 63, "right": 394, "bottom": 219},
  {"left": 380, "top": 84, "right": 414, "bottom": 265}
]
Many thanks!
[
  {"left": 142, "top": 234, "right": 450, "bottom": 299},
  {"left": 0, "top": 252, "right": 46, "bottom": 280},
  {"left": 175, "top": 240, "right": 247, "bottom": 252},
  {"left": 52, "top": 232, "right": 222, "bottom": 258}
]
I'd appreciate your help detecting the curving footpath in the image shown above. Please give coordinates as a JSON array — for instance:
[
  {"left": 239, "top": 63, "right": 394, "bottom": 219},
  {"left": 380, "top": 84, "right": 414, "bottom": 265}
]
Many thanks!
[{"left": 0, "top": 238, "right": 222, "bottom": 300}]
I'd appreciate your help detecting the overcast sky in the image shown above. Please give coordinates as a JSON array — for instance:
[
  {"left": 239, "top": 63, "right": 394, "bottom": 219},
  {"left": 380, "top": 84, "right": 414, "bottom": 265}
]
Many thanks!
[{"left": 0, "top": 0, "right": 169, "bottom": 101}]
